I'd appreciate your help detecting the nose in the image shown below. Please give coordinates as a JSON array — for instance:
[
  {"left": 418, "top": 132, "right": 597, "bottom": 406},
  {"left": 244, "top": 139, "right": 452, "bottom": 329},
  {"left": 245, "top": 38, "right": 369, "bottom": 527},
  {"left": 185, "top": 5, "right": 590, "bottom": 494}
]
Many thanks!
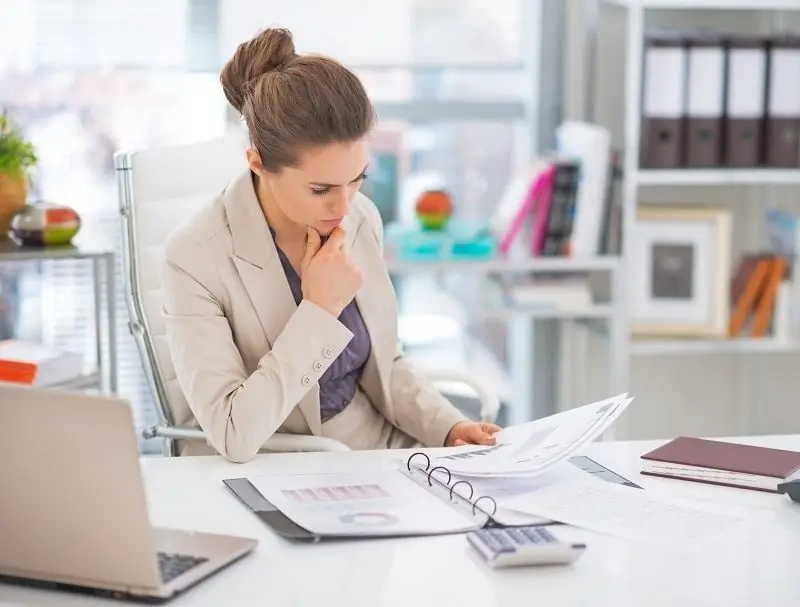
[{"left": 329, "top": 188, "right": 350, "bottom": 218}]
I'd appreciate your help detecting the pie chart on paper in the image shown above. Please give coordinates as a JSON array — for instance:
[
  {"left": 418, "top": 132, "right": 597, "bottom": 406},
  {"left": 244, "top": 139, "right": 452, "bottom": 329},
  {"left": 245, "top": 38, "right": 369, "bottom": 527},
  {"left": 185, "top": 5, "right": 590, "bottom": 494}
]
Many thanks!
[{"left": 338, "top": 512, "right": 399, "bottom": 526}]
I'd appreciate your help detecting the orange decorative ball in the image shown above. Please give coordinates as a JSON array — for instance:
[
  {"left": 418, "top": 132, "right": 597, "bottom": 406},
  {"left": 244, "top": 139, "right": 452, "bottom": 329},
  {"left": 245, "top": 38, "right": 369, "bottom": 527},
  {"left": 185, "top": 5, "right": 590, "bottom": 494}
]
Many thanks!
[{"left": 415, "top": 189, "right": 453, "bottom": 230}]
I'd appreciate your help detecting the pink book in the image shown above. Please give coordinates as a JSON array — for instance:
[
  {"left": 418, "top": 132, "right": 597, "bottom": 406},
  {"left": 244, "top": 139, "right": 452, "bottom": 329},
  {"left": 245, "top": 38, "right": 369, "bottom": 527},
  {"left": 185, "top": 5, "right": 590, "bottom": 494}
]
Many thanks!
[
  {"left": 497, "top": 164, "right": 555, "bottom": 256},
  {"left": 530, "top": 167, "right": 554, "bottom": 255}
]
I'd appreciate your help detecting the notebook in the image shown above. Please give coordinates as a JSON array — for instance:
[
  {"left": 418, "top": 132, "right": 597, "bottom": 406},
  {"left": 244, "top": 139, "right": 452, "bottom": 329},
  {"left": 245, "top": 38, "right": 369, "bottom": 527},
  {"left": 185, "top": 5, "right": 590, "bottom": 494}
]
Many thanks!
[
  {"left": 224, "top": 393, "right": 633, "bottom": 540},
  {"left": 640, "top": 437, "right": 800, "bottom": 493}
]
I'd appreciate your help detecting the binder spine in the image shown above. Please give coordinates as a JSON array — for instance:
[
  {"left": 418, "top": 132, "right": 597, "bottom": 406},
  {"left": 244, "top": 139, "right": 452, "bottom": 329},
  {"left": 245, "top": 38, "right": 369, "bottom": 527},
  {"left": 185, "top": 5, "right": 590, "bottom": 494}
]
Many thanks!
[{"left": 406, "top": 452, "right": 498, "bottom": 518}]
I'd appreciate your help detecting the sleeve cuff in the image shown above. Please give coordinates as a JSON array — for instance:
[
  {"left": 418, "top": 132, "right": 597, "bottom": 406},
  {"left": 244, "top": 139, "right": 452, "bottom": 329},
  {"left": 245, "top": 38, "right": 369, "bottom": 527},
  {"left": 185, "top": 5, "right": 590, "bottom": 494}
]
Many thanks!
[
  {"left": 428, "top": 406, "right": 471, "bottom": 447},
  {"left": 268, "top": 300, "right": 354, "bottom": 386}
]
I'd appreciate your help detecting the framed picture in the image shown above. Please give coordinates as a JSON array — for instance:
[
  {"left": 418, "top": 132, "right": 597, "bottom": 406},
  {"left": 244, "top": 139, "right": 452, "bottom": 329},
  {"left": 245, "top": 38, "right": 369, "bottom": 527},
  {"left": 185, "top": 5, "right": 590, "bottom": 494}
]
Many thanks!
[{"left": 632, "top": 206, "right": 732, "bottom": 337}]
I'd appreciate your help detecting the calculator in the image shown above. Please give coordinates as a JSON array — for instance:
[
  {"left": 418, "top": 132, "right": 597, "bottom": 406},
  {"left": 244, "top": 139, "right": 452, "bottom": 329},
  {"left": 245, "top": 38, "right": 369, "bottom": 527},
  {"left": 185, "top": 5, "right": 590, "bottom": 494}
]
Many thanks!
[{"left": 467, "top": 526, "right": 586, "bottom": 569}]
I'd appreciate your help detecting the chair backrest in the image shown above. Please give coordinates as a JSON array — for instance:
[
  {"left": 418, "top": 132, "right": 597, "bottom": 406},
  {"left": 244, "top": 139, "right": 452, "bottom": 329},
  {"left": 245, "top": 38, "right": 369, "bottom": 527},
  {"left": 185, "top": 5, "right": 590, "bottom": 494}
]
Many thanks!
[{"left": 115, "top": 134, "right": 247, "bottom": 434}]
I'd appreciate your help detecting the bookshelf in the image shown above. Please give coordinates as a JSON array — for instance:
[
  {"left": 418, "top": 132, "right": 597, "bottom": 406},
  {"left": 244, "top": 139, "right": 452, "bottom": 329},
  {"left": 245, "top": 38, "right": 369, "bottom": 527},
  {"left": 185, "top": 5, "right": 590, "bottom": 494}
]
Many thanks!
[
  {"left": 577, "top": 0, "right": 800, "bottom": 438},
  {"left": 0, "top": 243, "right": 118, "bottom": 394}
]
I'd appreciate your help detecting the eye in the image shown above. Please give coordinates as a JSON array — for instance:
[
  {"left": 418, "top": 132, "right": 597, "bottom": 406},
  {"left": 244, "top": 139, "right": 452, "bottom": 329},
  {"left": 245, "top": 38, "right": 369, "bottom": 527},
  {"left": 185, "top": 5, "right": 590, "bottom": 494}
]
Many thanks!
[{"left": 311, "top": 187, "right": 330, "bottom": 197}]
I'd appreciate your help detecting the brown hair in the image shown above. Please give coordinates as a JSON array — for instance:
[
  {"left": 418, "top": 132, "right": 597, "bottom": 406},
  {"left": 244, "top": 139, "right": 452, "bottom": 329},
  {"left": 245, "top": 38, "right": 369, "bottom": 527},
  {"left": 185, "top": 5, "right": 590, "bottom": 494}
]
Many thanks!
[{"left": 220, "top": 28, "right": 375, "bottom": 172}]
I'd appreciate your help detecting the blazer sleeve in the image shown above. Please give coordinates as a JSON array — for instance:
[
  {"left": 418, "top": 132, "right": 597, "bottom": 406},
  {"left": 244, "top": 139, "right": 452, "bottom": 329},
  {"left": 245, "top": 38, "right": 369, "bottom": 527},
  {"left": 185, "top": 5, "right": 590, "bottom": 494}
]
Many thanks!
[
  {"left": 361, "top": 199, "right": 469, "bottom": 447},
  {"left": 160, "top": 236, "right": 353, "bottom": 463}
]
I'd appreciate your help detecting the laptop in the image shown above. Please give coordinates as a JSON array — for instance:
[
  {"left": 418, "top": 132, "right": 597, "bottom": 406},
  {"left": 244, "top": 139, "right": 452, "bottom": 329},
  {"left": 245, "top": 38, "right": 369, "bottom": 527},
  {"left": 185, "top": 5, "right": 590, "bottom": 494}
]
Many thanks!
[{"left": 0, "top": 382, "right": 257, "bottom": 603}]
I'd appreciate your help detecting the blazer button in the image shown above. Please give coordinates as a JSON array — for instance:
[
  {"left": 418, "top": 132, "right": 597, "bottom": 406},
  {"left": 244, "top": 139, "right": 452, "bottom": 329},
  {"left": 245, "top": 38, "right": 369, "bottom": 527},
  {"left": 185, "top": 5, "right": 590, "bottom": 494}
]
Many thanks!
[
  {"left": 313, "top": 360, "right": 323, "bottom": 371},
  {"left": 301, "top": 375, "right": 311, "bottom": 386},
  {"left": 322, "top": 347, "right": 333, "bottom": 358}
]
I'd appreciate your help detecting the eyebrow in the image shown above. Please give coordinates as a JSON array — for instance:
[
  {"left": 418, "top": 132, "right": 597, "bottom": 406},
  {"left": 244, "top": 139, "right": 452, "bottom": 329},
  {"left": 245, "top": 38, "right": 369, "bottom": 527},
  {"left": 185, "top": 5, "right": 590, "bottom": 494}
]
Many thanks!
[{"left": 309, "top": 164, "right": 369, "bottom": 188}]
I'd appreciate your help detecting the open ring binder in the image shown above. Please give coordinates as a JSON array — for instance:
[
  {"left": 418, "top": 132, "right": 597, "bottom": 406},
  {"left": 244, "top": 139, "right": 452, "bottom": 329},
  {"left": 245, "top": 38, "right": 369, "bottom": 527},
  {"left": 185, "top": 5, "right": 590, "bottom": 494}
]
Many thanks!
[{"left": 405, "top": 452, "right": 499, "bottom": 520}]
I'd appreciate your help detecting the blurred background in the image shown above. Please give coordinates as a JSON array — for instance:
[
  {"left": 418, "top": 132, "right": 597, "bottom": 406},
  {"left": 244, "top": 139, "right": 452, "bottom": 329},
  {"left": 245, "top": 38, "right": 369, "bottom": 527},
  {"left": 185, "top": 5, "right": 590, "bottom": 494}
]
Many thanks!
[{"left": 2, "top": 0, "right": 800, "bottom": 454}]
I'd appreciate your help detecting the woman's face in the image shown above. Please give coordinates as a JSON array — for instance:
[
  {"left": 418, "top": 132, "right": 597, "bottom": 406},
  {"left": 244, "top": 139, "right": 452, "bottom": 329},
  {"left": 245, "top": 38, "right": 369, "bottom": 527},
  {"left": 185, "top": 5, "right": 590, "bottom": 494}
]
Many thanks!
[{"left": 251, "top": 138, "right": 370, "bottom": 237}]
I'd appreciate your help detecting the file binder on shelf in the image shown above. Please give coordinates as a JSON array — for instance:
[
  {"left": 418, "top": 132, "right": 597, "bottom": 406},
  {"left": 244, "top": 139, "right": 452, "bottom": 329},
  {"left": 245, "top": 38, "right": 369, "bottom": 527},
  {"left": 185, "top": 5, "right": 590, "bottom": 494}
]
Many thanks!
[
  {"left": 724, "top": 35, "right": 768, "bottom": 168},
  {"left": 685, "top": 33, "right": 726, "bottom": 168},
  {"left": 640, "top": 32, "right": 687, "bottom": 169},
  {"left": 765, "top": 36, "right": 800, "bottom": 168}
]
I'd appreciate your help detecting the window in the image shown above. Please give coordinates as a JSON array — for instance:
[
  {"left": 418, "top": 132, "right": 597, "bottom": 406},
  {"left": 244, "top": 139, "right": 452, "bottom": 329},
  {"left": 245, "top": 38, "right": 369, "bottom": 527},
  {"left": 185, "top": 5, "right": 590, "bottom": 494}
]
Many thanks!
[{"left": 1, "top": 0, "right": 538, "bottom": 452}]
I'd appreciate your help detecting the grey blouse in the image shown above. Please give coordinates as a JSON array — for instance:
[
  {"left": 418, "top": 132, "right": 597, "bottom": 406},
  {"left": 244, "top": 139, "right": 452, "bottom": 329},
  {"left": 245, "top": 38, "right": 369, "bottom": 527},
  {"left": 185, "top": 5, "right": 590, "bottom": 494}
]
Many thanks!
[{"left": 273, "top": 238, "right": 372, "bottom": 422}]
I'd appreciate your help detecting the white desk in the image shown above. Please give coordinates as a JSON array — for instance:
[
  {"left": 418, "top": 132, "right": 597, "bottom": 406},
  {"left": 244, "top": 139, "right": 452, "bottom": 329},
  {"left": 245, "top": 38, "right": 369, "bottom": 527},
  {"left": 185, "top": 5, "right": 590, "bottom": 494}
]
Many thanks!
[{"left": 2, "top": 435, "right": 800, "bottom": 606}]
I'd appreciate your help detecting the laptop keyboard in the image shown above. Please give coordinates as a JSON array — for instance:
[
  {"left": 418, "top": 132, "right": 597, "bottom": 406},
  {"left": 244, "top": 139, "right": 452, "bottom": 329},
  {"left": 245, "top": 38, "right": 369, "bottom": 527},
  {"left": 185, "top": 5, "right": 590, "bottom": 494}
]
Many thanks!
[{"left": 157, "top": 552, "right": 209, "bottom": 584}]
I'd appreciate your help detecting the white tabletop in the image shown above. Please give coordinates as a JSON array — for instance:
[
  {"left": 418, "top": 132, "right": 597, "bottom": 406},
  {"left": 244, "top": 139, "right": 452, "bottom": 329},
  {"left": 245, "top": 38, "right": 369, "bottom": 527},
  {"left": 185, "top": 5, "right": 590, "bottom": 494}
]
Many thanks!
[{"left": 2, "top": 435, "right": 800, "bottom": 606}]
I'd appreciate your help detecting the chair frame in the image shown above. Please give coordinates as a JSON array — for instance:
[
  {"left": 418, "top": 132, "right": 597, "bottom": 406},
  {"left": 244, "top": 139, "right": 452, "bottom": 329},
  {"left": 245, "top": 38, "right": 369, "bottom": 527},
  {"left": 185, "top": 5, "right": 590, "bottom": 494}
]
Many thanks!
[{"left": 114, "top": 147, "right": 500, "bottom": 457}]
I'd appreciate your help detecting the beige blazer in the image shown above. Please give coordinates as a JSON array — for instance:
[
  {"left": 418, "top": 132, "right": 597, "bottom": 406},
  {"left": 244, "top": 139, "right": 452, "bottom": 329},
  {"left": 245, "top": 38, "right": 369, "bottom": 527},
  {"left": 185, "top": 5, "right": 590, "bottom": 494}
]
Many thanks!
[{"left": 160, "top": 169, "right": 467, "bottom": 462}]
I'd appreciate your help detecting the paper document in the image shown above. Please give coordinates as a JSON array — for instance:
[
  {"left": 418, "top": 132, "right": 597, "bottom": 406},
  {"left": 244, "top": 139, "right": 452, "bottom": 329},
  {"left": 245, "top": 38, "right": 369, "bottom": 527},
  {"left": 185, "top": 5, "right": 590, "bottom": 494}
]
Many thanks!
[
  {"left": 504, "top": 475, "right": 764, "bottom": 550},
  {"left": 436, "top": 393, "right": 632, "bottom": 477},
  {"left": 463, "top": 461, "right": 591, "bottom": 526},
  {"left": 248, "top": 470, "right": 480, "bottom": 537}
]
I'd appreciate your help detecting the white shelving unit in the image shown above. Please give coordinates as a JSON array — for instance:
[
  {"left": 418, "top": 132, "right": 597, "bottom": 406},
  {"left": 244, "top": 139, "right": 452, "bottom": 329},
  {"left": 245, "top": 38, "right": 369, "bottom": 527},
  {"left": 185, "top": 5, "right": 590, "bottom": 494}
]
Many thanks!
[
  {"left": 637, "top": 169, "right": 800, "bottom": 187},
  {"left": 602, "top": 0, "right": 800, "bottom": 9},
  {"left": 590, "top": 0, "right": 800, "bottom": 393},
  {"left": 387, "top": 256, "right": 625, "bottom": 425}
]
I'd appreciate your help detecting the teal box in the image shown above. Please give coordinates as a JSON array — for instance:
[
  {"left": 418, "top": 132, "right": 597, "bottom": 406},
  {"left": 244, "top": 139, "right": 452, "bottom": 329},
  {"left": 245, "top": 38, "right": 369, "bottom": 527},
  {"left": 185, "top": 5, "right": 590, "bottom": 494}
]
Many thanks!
[{"left": 384, "top": 221, "right": 497, "bottom": 261}]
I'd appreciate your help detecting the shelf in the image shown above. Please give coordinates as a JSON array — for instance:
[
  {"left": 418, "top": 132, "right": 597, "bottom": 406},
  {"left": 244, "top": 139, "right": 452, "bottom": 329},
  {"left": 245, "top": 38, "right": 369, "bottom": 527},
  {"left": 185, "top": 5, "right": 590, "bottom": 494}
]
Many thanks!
[
  {"left": 384, "top": 257, "right": 619, "bottom": 274},
  {"left": 637, "top": 169, "right": 800, "bottom": 187},
  {"left": 602, "top": 0, "right": 800, "bottom": 10},
  {"left": 631, "top": 338, "right": 800, "bottom": 356},
  {"left": 48, "top": 372, "right": 102, "bottom": 390},
  {"left": 481, "top": 305, "right": 615, "bottom": 322}
]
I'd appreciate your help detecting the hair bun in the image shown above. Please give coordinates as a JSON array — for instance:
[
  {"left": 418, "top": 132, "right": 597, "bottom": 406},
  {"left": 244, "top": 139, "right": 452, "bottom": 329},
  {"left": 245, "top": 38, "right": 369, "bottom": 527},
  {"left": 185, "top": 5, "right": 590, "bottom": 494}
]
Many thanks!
[{"left": 220, "top": 28, "right": 297, "bottom": 113}]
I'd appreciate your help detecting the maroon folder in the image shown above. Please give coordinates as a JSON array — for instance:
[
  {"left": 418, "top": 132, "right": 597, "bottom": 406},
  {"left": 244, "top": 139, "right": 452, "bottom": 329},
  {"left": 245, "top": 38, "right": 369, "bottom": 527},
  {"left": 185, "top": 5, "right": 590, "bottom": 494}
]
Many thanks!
[{"left": 640, "top": 436, "right": 800, "bottom": 493}]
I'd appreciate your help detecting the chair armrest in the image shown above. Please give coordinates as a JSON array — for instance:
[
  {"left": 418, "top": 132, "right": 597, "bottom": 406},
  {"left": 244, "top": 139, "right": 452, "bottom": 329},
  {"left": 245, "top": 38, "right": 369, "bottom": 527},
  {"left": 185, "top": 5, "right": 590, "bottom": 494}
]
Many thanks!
[
  {"left": 143, "top": 425, "right": 351, "bottom": 453},
  {"left": 422, "top": 370, "right": 501, "bottom": 423},
  {"left": 263, "top": 434, "right": 351, "bottom": 452}
]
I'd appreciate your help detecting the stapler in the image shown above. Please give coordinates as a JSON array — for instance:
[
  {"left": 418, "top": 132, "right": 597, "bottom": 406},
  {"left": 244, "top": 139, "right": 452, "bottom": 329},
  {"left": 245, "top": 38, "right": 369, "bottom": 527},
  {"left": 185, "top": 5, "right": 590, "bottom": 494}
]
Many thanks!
[{"left": 777, "top": 479, "right": 800, "bottom": 503}]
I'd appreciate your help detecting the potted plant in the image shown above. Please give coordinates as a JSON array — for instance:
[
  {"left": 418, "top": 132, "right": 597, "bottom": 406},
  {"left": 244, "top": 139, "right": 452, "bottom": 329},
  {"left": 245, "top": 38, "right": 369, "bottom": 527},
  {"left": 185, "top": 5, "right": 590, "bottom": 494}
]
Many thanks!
[{"left": 0, "top": 109, "right": 37, "bottom": 241}]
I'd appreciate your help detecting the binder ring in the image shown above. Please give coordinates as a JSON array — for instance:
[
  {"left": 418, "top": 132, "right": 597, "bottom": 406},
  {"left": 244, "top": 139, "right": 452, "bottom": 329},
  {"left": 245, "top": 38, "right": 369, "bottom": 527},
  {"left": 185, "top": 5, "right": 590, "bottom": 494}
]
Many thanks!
[
  {"left": 427, "top": 466, "right": 451, "bottom": 487},
  {"left": 472, "top": 495, "right": 498, "bottom": 516},
  {"left": 406, "top": 452, "right": 430, "bottom": 471},
  {"left": 449, "top": 480, "right": 474, "bottom": 501}
]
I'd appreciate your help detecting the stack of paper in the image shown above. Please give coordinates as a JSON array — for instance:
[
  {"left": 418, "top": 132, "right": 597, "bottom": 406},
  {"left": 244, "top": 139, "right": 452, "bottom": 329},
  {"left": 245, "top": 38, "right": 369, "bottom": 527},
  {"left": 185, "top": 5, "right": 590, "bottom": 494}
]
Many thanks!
[
  {"left": 435, "top": 393, "right": 632, "bottom": 477},
  {"left": 503, "top": 474, "right": 767, "bottom": 550}
]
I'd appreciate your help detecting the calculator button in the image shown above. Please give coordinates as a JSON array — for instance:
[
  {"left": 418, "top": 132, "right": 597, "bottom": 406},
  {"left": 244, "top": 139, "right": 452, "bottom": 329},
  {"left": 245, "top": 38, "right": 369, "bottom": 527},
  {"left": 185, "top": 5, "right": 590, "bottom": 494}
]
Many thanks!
[
  {"left": 480, "top": 530, "right": 514, "bottom": 553},
  {"left": 508, "top": 528, "right": 533, "bottom": 545}
]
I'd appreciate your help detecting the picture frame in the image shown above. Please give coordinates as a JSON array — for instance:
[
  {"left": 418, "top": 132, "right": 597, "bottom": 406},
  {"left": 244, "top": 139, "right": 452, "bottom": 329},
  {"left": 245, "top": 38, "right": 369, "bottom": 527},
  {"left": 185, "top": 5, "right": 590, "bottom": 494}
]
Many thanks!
[{"left": 632, "top": 206, "right": 732, "bottom": 338}]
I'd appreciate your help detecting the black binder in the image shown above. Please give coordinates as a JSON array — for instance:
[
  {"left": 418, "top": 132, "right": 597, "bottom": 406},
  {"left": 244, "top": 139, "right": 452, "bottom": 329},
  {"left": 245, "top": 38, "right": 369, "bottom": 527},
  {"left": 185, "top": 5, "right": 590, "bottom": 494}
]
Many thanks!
[
  {"left": 765, "top": 35, "right": 800, "bottom": 168},
  {"left": 223, "top": 452, "right": 504, "bottom": 542},
  {"left": 223, "top": 452, "right": 640, "bottom": 542},
  {"left": 640, "top": 32, "right": 687, "bottom": 169}
]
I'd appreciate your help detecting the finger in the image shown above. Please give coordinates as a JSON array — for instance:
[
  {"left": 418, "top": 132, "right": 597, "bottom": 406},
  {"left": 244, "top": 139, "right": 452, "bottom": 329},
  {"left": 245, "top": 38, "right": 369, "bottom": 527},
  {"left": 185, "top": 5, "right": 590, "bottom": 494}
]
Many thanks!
[
  {"left": 480, "top": 433, "right": 497, "bottom": 445},
  {"left": 454, "top": 439, "right": 467, "bottom": 446},
  {"left": 304, "top": 227, "right": 322, "bottom": 257},
  {"left": 469, "top": 427, "right": 496, "bottom": 445},
  {"left": 482, "top": 423, "right": 502, "bottom": 435},
  {"left": 321, "top": 226, "right": 346, "bottom": 251},
  {"left": 300, "top": 228, "right": 322, "bottom": 275}
]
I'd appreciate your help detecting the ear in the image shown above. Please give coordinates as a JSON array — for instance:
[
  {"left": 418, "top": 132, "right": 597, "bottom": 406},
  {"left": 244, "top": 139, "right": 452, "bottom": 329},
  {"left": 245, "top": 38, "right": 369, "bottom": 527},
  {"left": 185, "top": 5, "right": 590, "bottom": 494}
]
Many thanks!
[{"left": 246, "top": 147, "right": 266, "bottom": 175}]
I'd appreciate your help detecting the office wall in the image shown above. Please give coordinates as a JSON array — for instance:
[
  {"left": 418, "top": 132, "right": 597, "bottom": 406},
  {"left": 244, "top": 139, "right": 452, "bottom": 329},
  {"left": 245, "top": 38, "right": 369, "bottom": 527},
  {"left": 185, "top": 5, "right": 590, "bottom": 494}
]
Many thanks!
[{"left": 561, "top": 2, "right": 800, "bottom": 440}]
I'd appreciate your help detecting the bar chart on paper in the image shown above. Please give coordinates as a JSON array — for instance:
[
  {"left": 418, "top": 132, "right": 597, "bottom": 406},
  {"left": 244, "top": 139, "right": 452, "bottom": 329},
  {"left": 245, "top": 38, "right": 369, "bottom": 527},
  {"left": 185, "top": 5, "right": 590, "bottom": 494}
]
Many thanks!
[{"left": 281, "top": 484, "right": 389, "bottom": 504}]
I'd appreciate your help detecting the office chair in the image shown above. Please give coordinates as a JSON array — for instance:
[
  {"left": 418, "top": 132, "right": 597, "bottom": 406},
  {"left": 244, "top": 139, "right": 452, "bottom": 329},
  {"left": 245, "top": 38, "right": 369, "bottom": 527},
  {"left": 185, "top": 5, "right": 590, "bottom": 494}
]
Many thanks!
[{"left": 115, "top": 134, "right": 500, "bottom": 457}]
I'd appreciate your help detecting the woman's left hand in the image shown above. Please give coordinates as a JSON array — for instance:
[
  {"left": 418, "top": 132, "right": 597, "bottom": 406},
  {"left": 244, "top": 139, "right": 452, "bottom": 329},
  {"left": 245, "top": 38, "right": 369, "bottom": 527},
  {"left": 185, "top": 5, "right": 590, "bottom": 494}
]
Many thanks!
[{"left": 444, "top": 421, "right": 502, "bottom": 447}]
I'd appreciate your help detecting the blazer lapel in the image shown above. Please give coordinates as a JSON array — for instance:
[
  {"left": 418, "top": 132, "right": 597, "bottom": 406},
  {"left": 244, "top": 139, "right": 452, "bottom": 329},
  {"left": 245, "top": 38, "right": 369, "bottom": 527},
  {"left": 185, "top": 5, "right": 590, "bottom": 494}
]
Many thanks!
[
  {"left": 223, "top": 171, "right": 322, "bottom": 435},
  {"left": 346, "top": 211, "right": 397, "bottom": 422}
]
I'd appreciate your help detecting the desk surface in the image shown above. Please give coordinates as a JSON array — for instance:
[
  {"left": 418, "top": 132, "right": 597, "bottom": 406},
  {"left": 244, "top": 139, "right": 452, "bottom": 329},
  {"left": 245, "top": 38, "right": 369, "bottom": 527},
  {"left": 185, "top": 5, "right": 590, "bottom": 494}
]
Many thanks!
[{"left": 2, "top": 435, "right": 799, "bottom": 607}]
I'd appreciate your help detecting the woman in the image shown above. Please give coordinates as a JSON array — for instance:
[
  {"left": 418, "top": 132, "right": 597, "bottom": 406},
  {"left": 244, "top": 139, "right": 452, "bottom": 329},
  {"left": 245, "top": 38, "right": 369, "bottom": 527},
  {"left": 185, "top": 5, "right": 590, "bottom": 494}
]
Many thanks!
[{"left": 161, "top": 27, "right": 500, "bottom": 463}]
